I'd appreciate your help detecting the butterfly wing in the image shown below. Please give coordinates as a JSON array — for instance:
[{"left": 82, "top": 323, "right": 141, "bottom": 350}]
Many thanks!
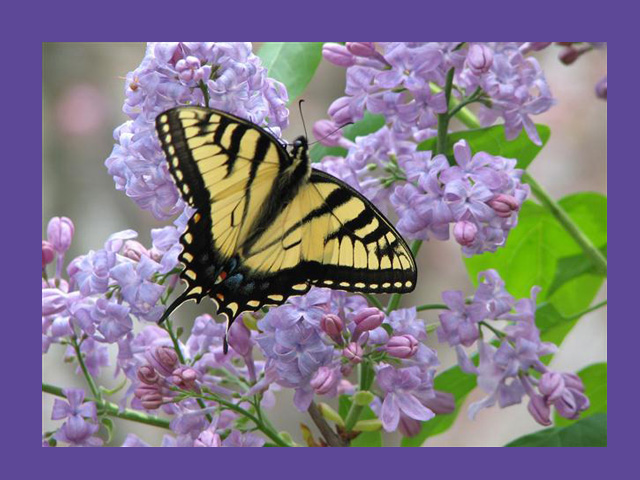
[
  {"left": 156, "top": 106, "right": 290, "bottom": 311},
  {"left": 243, "top": 169, "right": 417, "bottom": 295}
]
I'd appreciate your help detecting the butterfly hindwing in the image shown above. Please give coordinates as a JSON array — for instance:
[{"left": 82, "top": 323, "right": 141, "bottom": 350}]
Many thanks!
[{"left": 242, "top": 169, "right": 416, "bottom": 294}]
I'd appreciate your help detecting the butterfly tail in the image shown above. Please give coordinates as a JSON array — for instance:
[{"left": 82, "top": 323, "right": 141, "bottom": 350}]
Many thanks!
[{"left": 157, "top": 289, "right": 201, "bottom": 325}]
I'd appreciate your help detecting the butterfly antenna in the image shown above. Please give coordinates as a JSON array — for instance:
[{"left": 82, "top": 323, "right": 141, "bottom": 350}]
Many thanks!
[
  {"left": 307, "top": 121, "right": 354, "bottom": 147},
  {"left": 298, "top": 99, "right": 309, "bottom": 139}
]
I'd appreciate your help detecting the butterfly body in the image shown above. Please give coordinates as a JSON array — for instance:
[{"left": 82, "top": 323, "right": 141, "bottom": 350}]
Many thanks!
[{"left": 156, "top": 106, "right": 417, "bottom": 332}]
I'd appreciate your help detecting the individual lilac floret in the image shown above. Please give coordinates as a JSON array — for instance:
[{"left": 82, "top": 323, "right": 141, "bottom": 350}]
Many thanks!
[
  {"left": 222, "top": 430, "right": 265, "bottom": 447},
  {"left": 106, "top": 42, "right": 290, "bottom": 219},
  {"left": 473, "top": 269, "right": 515, "bottom": 320},
  {"left": 467, "top": 341, "right": 526, "bottom": 420},
  {"left": 51, "top": 389, "right": 102, "bottom": 447},
  {"left": 376, "top": 365, "right": 435, "bottom": 432},
  {"left": 437, "top": 290, "right": 487, "bottom": 347}
]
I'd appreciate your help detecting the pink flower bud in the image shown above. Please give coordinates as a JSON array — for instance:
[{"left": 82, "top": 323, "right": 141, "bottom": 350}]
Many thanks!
[
  {"left": 559, "top": 45, "right": 590, "bottom": 65},
  {"left": 423, "top": 390, "right": 456, "bottom": 415},
  {"left": 145, "top": 345, "right": 178, "bottom": 377},
  {"left": 398, "top": 415, "right": 422, "bottom": 437},
  {"left": 320, "top": 314, "right": 344, "bottom": 344},
  {"left": 310, "top": 366, "right": 339, "bottom": 396},
  {"left": 527, "top": 393, "right": 552, "bottom": 426},
  {"left": 539, "top": 372, "right": 565, "bottom": 402},
  {"left": 137, "top": 365, "right": 159, "bottom": 385},
  {"left": 561, "top": 373, "right": 585, "bottom": 392},
  {"left": 134, "top": 384, "right": 163, "bottom": 410},
  {"left": 227, "top": 319, "right": 252, "bottom": 357},
  {"left": 343, "top": 342, "right": 363, "bottom": 364},
  {"left": 346, "top": 42, "right": 377, "bottom": 57},
  {"left": 122, "top": 240, "right": 149, "bottom": 262},
  {"left": 529, "top": 42, "right": 552, "bottom": 51},
  {"left": 467, "top": 44, "right": 494, "bottom": 75},
  {"left": 353, "top": 307, "right": 384, "bottom": 335},
  {"left": 47, "top": 217, "right": 75, "bottom": 254},
  {"left": 328, "top": 96, "right": 354, "bottom": 125},
  {"left": 312, "top": 120, "right": 344, "bottom": 147},
  {"left": 386, "top": 334, "right": 419, "bottom": 358},
  {"left": 42, "top": 240, "right": 55, "bottom": 268},
  {"left": 453, "top": 220, "right": 478, "bottom": 247},
  {"left": 323, "top": 43, "right": 356, "bottom": 67},
  {"left": 488, "top": 194, "right": 519, "bottom": 218},
  {"left": 172, "top": 366, "right": 200, "bottom": 391}
]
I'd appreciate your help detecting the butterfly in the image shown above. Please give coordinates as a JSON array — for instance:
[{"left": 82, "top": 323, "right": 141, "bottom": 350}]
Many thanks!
[{"left": 155, "top": 106, "right": 417, "bottom": 346}]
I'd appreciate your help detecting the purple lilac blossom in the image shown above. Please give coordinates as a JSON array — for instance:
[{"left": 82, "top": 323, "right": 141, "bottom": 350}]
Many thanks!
[
  {"left": 376, "top": 365, "right": 435, "bottom": 432},
  {"left": 438, "top": 270, "right": 588, "bottom": 423},
  {"left": 51, "top": 389, "right": 102, "bottom": 447},
  {"left": 105, "top": 42, "right": 290, "bottom": 220},
  {"left": 391, "top": 140, "right": 529, "bottom": 255}
]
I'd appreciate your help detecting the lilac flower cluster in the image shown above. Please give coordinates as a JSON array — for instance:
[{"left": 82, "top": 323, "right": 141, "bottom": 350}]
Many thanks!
[
  {"left": 321, "top": 42, "right": 554, "bottom": 145},
  {"left": 438, "top": 270, "right": 589, "bottom": 425},
  {"left": 256, "top": 287, "right": 455, "bottom": 433},
  {"left": 42, "top": 215, "right": 186, "bottom": 387},
  {"left": 105, "top": 42, "right": 290, "bottom": 220}
]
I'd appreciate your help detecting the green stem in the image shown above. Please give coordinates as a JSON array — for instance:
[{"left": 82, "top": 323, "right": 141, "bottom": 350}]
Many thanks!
[
  {"left": 416, "top": 303, "right": 448, "bottom": 312},
  {"left": 43, "top": 383, "right": 171, "bottom": 429},
  {"left": 430, "top": 84, "right": 481, "bottom": 130},
  {"left": 194, "top": 391, "right": 290, "bottom": 447},
  {"left": 523, "top": 173, "right": 607, "bottom": 276},
  {"left": 364, "top": 293, "right": 384, "bottom": 311},
  {"left": 71, "top": 336, "right": 102, "bottom": 402},
  {"left": 307, "top": 401, "right": 347, "bottom": 447},
  {"left": 198, "top": 80, "right": 210, "bottom": 107},
  {"left": 565, "top": 299, "right": 607, "bottom": 322},
  {"left": 448, "top": 88, "right": 483, "bottom": 119},
  {"left": 479, "top": 320, "right": 506, "bottom": 339},
  {"left": 436, "top": 68, "right": 456, "bottom": 155},
  {"left": 344, "top": 361, "right": 374, "bottom": 433}
]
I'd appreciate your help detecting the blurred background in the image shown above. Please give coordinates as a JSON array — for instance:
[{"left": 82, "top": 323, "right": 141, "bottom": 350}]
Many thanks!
[{"left": 42, "top": 42, "right": 607, "bottom": 446}]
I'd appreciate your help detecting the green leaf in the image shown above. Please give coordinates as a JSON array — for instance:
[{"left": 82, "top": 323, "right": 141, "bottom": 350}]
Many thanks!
[
  {"left": 547, "top": 245, "right": 607, "bottom": 297},
  {"left": 401, "top": 365, "right": 477, "bottom": 447},
  {"left": 338, "top": 395, "right": 382, "bottom": 447},
  {"left": 506, "top": 413, "right": 606, "bottom": 447},
  {"left": 465, "top": 192, "right": 607, "bottom": 348},
  {"left": 555, "top": 363, "right": 607, "bottom": 427},
  {"left": 417, "top": 124, "right": 550, "bottom": 169},
  {"left": 309, "top": 112, "right": 385, "bottom": 162},
  {"left": 257, "top": 42, "right": 323, "bottom": 103}
]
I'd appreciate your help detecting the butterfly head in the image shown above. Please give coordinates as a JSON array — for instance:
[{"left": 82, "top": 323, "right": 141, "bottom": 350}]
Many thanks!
[{"left": 290, "top": 135, "right": 309, "bottom": 160}]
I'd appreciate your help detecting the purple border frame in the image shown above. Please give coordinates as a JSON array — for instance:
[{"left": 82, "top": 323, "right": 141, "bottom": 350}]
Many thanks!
[{"left": 18, "top": 0, "right": 623, "bottom": 476}]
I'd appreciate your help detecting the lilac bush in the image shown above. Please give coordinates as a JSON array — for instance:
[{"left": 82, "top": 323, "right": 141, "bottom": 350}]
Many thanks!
[{"left": 42, "top": 42, "right": 607, "bottom": 447}]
